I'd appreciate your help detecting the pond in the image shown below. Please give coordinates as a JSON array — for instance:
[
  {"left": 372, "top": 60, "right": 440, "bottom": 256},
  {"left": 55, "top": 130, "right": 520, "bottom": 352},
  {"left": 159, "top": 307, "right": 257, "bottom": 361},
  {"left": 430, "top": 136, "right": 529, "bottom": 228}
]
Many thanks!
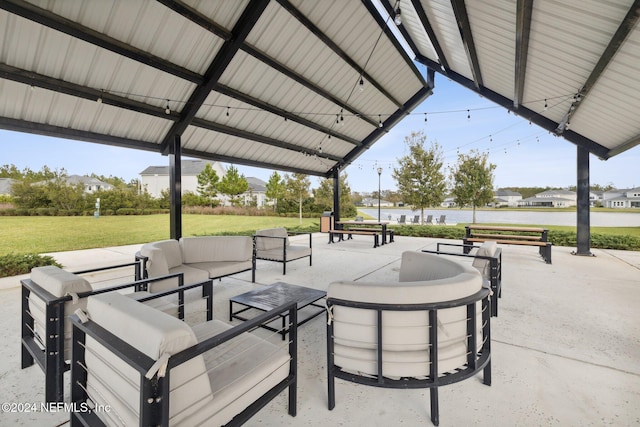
[{"left": 358, "top": 208, "right": 640, "bottom": 227}]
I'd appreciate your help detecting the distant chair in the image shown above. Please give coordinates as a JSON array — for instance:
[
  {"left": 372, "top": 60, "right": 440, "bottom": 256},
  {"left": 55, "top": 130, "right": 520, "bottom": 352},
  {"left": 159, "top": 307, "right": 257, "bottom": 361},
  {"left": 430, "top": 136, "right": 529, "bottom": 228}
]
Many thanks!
[
  {"left": 397, "top": 214, "right": 406, "bottom": 224},
  {"left": 436, "top": 214, "right": 446, "bottom": 225},
  {"left": 411, "top": 215, "right": 420, "bottom": 224},
  {"left": 387, "top": 214, "right": 392, "bottom": 221},
  {"left": 355, "top": 216, "right": 364, "bottom": 222},
  {"left": 425, "top": 214, "right": 433, "bottom": 225}
]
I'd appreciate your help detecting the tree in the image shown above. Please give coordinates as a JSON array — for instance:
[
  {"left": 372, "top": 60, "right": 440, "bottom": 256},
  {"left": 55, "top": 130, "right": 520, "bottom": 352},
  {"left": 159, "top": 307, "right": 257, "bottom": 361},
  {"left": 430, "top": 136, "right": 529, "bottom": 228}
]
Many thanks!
[
  {"left": 392, "top": 131, "right": 447, "bottom": 224},
  {"left": 313, "top": 173, "right": 357, "bottom": 217},
  {"left": 265, "top": 171, "right": 285, "bottom": 212},
  {"left": 285, "top": 173, "right": 310, "bottom": 224},
  {"left": 196, "top": 163, "right": 220, "bottom": 207},
  {"left": 450, "top": 149, "right": 496, "bottom": 223},
  {"left": 218, "top": 165, "right": 248, "bottom": 206}
]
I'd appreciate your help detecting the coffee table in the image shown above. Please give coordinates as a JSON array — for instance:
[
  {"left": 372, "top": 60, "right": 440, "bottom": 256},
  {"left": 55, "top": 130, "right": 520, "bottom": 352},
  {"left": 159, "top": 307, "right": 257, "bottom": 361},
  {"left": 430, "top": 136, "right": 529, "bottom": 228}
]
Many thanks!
[{"left": 229, "top": 282, "right": 327, "bottom": 339}]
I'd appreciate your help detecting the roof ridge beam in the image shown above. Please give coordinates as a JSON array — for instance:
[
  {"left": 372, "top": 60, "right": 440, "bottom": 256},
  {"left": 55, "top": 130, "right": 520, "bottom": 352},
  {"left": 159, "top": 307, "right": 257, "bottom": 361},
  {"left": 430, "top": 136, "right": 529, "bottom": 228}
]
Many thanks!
[
  {"left": 160, "top": 0, "right": 271, "bottom": 154},
  {"left": 190, "top": 118, "right": 343, "bottom": 162},
  {"left": 450, "top": 0, "right": 483, "bottom": 89},
  {"left": 214, "top": 83, "right": 363, "bottom": 146},
  {"left": 555, "top": 0, "right": 640, "bottom": 134},
  {"left": 275, "top": 0, "right": 403, "bottom": 108},
  {"left": 0, "top": 0, "right": 203, "bottom": 84},
  {"left": 514, "top": 0, "right": 533, "bottom": 108}
]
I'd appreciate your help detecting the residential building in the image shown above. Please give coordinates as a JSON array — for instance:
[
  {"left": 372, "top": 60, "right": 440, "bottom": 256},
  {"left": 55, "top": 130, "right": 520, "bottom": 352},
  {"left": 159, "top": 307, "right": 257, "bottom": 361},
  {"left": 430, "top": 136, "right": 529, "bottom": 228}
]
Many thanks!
[
  {"left": 493, "top": 189, "right": 522, "bottom": 207},
  {"left": 361, "top": 197, "right": 394, "bottom": 207},
  {"left": 0, "top": 178, "right": 14, "bottom": 196},
  {"left": 518, "top": 189, "right": 577, "bottom": 207},
  {"left": 589, "top": 191, "right": 604, "bottom": 207},
  {"left": 65, "top": 175, "right": 113, "bottom": 193},
  {"left": 139, "top": 160, "right": 267, "bottom": 206},
  {"left": 603, "top": 187, "right": 640, "bottom": 208},
  {"left": 441, "top": 197, "right": 456, "bottom": 208}
]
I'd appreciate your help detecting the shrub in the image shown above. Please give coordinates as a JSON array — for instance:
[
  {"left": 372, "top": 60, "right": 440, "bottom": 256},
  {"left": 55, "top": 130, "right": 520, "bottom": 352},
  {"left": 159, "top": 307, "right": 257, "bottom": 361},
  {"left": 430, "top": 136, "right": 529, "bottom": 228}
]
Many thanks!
[{"left": 0, "top": 253, "right": 62, "bottom": 278}]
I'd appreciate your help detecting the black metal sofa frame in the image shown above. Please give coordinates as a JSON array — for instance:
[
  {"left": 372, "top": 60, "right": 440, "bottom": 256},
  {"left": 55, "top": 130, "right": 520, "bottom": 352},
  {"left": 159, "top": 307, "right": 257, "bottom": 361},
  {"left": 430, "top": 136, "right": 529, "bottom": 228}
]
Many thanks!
[
  {"left": 326, "top": 287, "right": 491, "bottom": 426},
  {"left": 21, "top": 264, "right": 213, "bottom": 403},
  {"left": 69, "top": 301, "right": 298, "bottom": 426},
  {"left": 252, "top": 231, "right": 312, "bottom": 280},
  {"left": 422, "top": 242, "right": 503, "bottom": 317}
]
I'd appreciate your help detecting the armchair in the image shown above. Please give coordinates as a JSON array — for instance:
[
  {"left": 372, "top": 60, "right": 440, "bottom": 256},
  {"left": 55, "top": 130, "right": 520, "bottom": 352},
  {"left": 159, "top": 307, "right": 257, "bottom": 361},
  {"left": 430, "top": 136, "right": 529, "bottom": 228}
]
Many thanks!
[
  {"left": 326, "top": 251, "right": 491, "bottom": 426},
  {"left": 253, "top": 228, "right": 312, "bottom": 281}
]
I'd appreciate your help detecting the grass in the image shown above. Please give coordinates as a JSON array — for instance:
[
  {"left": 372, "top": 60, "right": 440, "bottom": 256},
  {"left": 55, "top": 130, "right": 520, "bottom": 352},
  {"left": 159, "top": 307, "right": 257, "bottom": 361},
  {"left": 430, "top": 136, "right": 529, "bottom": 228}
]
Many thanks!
[{"left": 0, "top": 215, "right": 318, "bottom": 256}]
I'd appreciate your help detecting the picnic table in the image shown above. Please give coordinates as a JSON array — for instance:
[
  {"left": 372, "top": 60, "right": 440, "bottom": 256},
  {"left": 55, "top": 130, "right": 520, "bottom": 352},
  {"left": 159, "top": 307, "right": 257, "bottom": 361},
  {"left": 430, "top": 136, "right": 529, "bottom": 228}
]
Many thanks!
[{"left": 329, "top": 220, "right": 393, "bottom": 248}]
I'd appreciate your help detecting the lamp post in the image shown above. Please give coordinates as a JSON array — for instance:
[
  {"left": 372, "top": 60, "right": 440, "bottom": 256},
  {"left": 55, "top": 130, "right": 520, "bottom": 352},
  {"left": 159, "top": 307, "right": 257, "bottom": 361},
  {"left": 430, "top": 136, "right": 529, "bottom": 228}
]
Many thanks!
[{"left": 377, "top": 167, "right": 382, "bottom": 222}]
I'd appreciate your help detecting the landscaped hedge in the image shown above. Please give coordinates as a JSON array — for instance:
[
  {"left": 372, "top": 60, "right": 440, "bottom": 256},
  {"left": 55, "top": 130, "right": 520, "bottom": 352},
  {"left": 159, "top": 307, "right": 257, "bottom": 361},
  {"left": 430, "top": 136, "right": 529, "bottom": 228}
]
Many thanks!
[{"left": 0, "top": 253, "right": 62, "bottom": 278}]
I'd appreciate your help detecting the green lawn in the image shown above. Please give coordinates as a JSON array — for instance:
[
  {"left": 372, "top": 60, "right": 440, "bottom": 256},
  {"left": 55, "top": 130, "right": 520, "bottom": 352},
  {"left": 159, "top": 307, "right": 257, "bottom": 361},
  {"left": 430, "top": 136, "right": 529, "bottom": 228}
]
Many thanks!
[{"left": 0, "top": 215, "right": 317, "bottom": 256}]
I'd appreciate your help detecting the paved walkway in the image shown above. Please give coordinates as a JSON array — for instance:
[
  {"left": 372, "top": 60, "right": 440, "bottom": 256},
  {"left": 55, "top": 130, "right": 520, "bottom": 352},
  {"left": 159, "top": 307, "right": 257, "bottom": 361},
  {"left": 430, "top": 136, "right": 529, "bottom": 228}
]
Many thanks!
[{"left": 2, "top": 235, "right": 639, "bottom": 426}]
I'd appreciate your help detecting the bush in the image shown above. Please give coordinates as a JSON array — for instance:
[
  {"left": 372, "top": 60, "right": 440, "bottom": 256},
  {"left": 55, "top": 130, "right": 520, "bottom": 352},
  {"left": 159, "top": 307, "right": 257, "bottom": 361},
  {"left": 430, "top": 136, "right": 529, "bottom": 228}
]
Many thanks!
[{"left": 0, "top": 253, "right": 62, "bottom": 278}]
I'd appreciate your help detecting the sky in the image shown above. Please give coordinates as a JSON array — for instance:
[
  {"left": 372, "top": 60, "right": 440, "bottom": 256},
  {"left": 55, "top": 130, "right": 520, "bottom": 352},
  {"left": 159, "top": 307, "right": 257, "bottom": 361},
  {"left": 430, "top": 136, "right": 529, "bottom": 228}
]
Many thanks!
[{"left": 2, "top": 76, "right": 639, "bottom": 193}]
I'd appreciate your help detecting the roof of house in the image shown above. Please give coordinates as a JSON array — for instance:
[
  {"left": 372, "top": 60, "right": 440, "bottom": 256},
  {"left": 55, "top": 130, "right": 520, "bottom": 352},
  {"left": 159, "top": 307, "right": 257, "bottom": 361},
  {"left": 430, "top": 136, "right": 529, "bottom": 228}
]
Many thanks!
[
  {"left": 140, "top": 160, "right": 223, "bottom": 176},
  {"left": 495, "top": 189, "right": 522, "bottom": 197},
  {"left": 246, "top": 177, "right": 266, "bottom": 192},
  {"left": 536, "top": 189, "right": 577, "bottom": 196}
]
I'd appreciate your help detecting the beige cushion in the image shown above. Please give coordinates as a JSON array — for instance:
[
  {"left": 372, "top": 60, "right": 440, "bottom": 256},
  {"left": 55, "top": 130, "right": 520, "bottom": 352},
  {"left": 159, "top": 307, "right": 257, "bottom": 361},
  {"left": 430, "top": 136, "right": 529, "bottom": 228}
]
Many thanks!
[
  {"left": 84, "top": 292, "right": 212, "bottom": 426},
  {"left": 140, "top": 240, "right": 183, "bottom": 272},
  {"left": 256, "top": 245, "right": 311, "bottom": 261},
  {"left": 187, "top": 260, "right": 253, "bottom": 279},
  {"left": 472, "top": 241, "right": 498, "bottom": 278},
  {"left": 29, "top": 266, "right": 92, "bottom": 360},
  {"left": 180, "top": 236, "right": 253, "bottom": 263},
  {"left": 328, "top": 251, "right": 484, "bottom": 377},
  {"left": 255, "top": 228, "right": 289, "bottom": 251}
]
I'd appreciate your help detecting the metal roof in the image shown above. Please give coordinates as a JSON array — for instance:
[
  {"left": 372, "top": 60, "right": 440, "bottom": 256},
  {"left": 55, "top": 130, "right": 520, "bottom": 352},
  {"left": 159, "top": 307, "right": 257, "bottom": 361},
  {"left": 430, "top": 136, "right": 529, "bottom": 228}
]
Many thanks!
[
  {"left": 0, "top": 0, "right": 432, "bottom": 178},
  {"left": 384, "top": 0, "right": 640, "bottom": 159}
]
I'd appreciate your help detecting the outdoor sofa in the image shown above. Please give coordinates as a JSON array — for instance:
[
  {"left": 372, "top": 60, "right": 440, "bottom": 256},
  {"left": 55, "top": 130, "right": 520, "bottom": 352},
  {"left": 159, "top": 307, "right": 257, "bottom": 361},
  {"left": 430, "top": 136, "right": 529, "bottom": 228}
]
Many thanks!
[
  {"left": 326, "top": 251, "right": 491, "bottom": 426},
  {"left": 69, "top": 291, "right": 297, "bottom": 426},
  {"left": 137, "top": 236, "right": 255, "bottom": 291},
  {"left": 21, "top": 264, "right": 213, "bottom": 402}
]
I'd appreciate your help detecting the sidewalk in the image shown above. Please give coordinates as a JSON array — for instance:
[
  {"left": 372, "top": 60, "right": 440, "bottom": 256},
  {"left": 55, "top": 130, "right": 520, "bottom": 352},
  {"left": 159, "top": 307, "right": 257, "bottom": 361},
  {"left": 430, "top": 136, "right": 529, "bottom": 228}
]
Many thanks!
[{"left": 1, "top": 235, "right": 639, "bottom": 426}]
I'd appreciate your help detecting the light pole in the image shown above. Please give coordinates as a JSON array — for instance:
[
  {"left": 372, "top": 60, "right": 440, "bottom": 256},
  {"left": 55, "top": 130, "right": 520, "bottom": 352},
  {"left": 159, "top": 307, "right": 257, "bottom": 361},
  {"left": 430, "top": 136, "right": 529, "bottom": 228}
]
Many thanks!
[{"left": 377, "top": 167, "right": 382, "bottom": 222}]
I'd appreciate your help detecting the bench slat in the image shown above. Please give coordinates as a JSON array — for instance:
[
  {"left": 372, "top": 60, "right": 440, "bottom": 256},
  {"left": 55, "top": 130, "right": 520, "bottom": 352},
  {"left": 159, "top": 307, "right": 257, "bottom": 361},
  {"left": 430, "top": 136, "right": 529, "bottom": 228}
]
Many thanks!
[
  {"left": 467, "top": 225, "right": 545, "bottom": 233},
  {"left": 471, "top": 233, "right": 541, "bottom": 240},
  {"left": 466, "top": 238, "right": 548, "bottom": 247}
]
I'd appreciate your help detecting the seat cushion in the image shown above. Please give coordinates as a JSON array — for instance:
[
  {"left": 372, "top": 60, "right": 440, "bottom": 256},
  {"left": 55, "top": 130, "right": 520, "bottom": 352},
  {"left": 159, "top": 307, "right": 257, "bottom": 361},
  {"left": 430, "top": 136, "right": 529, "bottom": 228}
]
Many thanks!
[
  {"left": 256, "top": 245, "right": 311, "bottom": 261},
  {"left": 188, "top": 260, "right": 253, "bottom": 279},
  {"left": 255, "top": 228, "right": 289, "bottom": 251},
  {"left": 399, "top": 251, "right": 468, "bottom": 282}
]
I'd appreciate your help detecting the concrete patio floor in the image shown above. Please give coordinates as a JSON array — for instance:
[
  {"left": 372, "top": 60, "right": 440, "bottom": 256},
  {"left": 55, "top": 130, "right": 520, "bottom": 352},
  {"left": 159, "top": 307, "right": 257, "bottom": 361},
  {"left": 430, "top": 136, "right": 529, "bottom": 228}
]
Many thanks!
[{"left": 1, "top": 234, "right": 639, "bottom": 426}]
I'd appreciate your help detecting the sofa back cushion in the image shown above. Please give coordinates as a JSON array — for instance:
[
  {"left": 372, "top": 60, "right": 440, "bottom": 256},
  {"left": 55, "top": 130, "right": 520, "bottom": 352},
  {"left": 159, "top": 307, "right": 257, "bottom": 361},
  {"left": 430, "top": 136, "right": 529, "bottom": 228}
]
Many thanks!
[
  {"left": 472, "top": 241, "right": 498, "bottom": 278},
  {"left": 398, "top": 250, "right": 467, "bottom": 282},
  {"left": 180, "top": 236, "right": 253, "bottom": 263},
  {"left": 255, "top": 228, "right": 289, "bottom": 251},
  {"left": 84, "top": 292, "right": 212, "bottom": 425},
  {"left": 141, "top": 240, "right": 183, "bottom": 272}
]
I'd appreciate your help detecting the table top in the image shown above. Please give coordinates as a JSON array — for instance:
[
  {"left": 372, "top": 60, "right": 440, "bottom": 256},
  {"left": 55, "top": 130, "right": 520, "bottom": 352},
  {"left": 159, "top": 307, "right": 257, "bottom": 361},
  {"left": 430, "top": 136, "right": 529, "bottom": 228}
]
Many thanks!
[
  {"left": 230, "top": 282, "right": 326, "bottom": 311},
  {"left": 336, "top": 221, "right": 390, "bottom": 225}
]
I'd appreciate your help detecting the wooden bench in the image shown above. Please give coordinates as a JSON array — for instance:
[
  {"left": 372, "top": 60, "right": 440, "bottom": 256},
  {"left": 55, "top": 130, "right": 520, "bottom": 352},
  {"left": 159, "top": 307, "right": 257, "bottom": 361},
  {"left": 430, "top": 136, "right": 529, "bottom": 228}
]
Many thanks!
[
  {"left": 348, "top": 227, "right": 395, "bottom": 243},
  {"left": 328, "top": 229, "right": 380, "bottom": 248},
  {"left": 464, "top": 225, "right": 552, "bottom": 264}
]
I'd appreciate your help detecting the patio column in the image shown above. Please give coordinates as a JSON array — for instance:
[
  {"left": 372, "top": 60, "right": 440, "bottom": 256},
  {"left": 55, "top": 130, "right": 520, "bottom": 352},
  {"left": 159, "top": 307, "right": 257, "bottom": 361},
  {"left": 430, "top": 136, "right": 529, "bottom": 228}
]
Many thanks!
[
  {"left": 332, "top": 169, "right": 340, "bottom": 223},
  {"left": 169, "top": 135, "right": 182, "bottom": 240},
  {"left": 574, "top": 145, "right": 592, "bottom": 256}
]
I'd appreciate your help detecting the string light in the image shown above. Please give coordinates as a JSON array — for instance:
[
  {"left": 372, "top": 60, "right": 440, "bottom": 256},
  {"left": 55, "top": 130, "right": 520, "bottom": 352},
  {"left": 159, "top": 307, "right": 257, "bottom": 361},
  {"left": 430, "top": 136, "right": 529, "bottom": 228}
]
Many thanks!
[
  {"left": 359, "top": 76, "right": 364, "bottom": 92},
  {"left": 544, "top": 99, "right": 548, "bottom": 110},
  {"left": 394, "top": 6, "right": 401, "bottom": 25},
  {"left": 165, "top": 100, "right": 170, "bottom": 114},
  {"left": 424, "top": 113, "right": 427, "bottom": 123},
  {"left": 226, "top": 106, "right": 230, "bottom": 117},
  {"left": 378, "top": 115, "right": 383, "bottom": 128},
  {"left": 97, "top": 90, "right": 103, "bottom": 104},
  {"left": 467, "top": 109, "right": 470, "bottom": 121}
]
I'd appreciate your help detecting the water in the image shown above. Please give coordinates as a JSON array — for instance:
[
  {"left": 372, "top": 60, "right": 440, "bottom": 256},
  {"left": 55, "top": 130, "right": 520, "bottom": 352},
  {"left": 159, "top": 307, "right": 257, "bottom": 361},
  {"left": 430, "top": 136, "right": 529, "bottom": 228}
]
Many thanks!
[{"left": 359, "top": 208, "right": 640, "bottom": 227}]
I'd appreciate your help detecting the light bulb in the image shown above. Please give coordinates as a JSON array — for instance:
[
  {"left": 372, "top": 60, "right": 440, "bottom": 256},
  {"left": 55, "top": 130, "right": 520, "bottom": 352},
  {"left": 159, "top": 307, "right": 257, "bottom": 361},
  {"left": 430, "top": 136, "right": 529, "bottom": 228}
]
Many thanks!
[{"left": 394, "top": 7, "right": 401, "bottom": 25}]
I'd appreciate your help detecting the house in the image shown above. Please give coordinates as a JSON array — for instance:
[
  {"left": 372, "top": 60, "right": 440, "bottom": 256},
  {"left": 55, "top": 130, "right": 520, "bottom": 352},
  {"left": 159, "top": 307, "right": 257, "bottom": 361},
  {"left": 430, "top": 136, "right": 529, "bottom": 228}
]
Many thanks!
[
  {"left": 603, "top": 187, "right": 640, "bottom": 208},
  {"left": 361, "top": 197, "right": 394, "bottom": 207},
  {"left": 0, "top": 178, "right": 14, "bottom": 196},
  {"left": 493, "top": 189, "right": 522, "bottom": 207},
  {"left": 518, "top": 189, "right": 577, "bottom": 207},
  {"left": 65, "top": 175, "right": 113, "bottom": 193},
  {"left": 140, "top": 160, "right": 267, "bottom": 206},
  {"left": 589, "top": 191, "right": 604, "bottom": 207},
  {"left": 441, "top": 197, "right": 456, "bottom": 208}
]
